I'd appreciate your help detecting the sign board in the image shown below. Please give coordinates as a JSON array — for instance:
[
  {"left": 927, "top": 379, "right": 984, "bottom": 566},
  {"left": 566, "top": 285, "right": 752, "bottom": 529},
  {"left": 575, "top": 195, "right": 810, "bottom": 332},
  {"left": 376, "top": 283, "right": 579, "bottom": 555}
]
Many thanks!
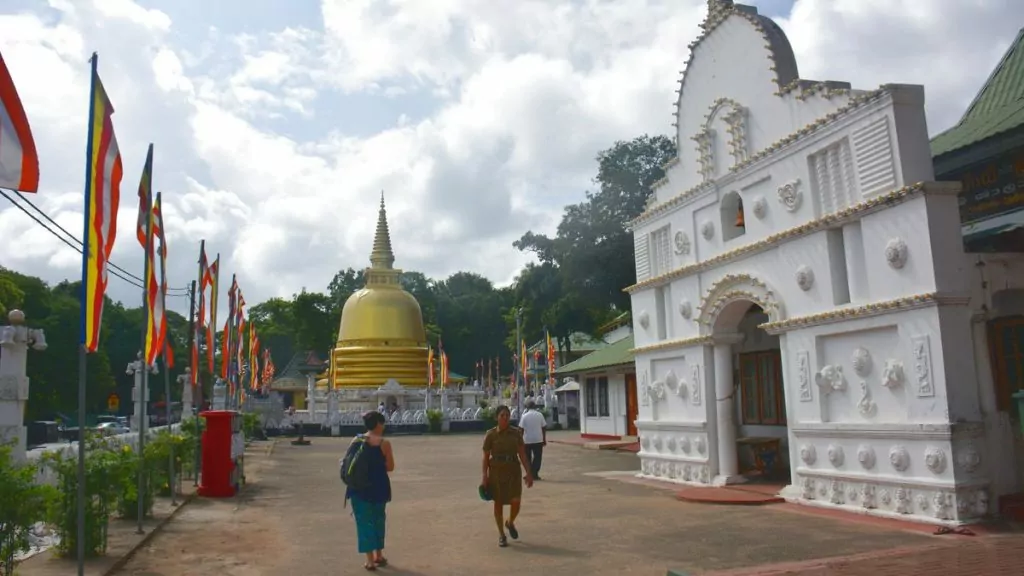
[
  {"left": 950, "top": 147, "right": 1024, "bottom": 252},
  {"left": 107, "top": 392, "right": 120, "bottom": 412}
]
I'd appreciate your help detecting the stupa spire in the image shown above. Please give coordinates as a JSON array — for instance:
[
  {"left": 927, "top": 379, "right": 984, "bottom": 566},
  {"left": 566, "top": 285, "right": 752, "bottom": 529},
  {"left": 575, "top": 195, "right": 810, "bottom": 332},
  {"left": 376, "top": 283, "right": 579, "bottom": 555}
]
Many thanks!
[{"left": 370, "top": 191, "right": 395, "bottom": 269}]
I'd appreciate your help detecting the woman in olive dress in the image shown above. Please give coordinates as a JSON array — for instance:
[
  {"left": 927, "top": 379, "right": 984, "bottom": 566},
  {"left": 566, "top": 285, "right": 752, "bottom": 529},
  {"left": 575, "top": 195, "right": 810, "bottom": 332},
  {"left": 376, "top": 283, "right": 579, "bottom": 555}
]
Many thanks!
[{"left": 481, "top": 405, "right": 533, "bottom": 547}]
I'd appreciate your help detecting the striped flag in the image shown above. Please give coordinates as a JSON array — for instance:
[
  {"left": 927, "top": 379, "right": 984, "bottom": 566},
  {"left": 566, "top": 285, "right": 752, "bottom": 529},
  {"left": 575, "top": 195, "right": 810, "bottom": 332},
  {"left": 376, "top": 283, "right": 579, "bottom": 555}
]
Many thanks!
[
  {"left": 0, "top": 50, "right": 39, "bottom": 192},
  {"left": 520, "top": 339, "right": 528, "bottom": 390},
  {"left": 79, "top": 54, "right": 123, "bottom": 353},
  {"left": 207, "top": 256, "right": 219, "bottom": 374},
  {"left": 427, "top": 347, "right": 435, "bottom": 386},
  {"left": 152, "top": 193, "right": 168, "bottom": 359},
  {"left": 546, "top": 329, "right": 556, "bottom": 385}
]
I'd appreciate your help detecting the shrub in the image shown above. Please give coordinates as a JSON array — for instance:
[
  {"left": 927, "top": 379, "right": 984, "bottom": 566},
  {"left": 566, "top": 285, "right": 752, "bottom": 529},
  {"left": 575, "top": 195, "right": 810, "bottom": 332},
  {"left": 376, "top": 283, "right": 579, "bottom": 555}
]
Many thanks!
[
  {"left": 425, "top": 409, "right": 443, "bottom": 433},
  {"left": 0, "top": 443, "right": 56, "bottom": 576},
  {"left": 41, "top": 434, "right": 122, "bottom": 558},
  {"left": 480, "top": 407, "right": 497, "bottom": 430},
  {"left": 241, "top": 413, "right": 262, "bottom": 440}
]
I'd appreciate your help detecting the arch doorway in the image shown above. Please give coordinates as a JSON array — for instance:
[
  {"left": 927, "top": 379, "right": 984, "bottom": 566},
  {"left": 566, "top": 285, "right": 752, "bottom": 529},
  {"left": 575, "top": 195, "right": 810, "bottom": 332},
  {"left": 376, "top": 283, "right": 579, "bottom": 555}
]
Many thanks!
[{"left": 711, "top": 301, "right": 790, "bottom": 486}]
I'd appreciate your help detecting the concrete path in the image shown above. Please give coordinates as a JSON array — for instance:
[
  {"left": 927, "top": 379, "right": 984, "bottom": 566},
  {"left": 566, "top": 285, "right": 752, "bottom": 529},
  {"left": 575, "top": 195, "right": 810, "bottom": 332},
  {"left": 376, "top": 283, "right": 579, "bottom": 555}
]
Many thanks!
[{"left": 112, "top": 430, "right": 1011, "bottom": 576}]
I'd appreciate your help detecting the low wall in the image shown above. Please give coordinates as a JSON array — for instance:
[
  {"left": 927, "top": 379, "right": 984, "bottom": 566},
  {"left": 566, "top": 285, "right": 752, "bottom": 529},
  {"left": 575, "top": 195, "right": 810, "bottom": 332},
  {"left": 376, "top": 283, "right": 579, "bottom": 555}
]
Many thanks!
[{"left": 24, "top": 423, "right": 183, "bottom": 486}]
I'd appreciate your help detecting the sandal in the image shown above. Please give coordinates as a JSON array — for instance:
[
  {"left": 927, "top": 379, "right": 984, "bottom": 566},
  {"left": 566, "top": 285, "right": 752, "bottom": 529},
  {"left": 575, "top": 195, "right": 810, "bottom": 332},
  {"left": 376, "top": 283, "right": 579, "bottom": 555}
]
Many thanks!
[
  {"left": 498, "top": 535, "right": 508, "bottom": 547},
  {"left": 505, "top": 521, "right": 519, "bottom": 540},
  {"left": 364, "top": 563, "right": 377, "bottom": 571},
  {"left": 375, "top": 557, "right": 388, "bottom": 566}
]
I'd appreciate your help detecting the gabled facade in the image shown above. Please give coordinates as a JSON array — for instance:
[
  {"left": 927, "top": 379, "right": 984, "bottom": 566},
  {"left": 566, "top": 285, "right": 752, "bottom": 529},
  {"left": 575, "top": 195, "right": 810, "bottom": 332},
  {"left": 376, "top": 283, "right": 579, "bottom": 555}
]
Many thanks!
[{"left": 627, "top": 0, "right": 992, "bottom": 525}]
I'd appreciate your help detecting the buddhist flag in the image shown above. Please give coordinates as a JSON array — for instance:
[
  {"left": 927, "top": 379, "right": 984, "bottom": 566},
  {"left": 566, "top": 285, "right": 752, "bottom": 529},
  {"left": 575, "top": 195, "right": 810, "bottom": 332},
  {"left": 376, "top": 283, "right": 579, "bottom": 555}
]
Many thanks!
[
  {"left": 152, "top": 193, "right": 168, "bottom": 358},
  {"left": 520, "top": 339, "right": 528, "bottom": 390},
  {"left": 546, "top": 329, "right": 556, "bottom": 384},
  {"left": 207, "top": 256, "right": 219, "bottom": 374},
  {"left": 164, "top": 340, "right": 174, "bottom": 368},
  {"left": 0, "top": 50, "right": 39, "bottom": 192},
  {"left": 427, "top": 347, "right": 435, "bottom": 386},
  {"left": 134, "top": 145, "right": 153, "bottom": 249},
  {"left": 79, "top": 54, "right": 123, "bottom": 353}
]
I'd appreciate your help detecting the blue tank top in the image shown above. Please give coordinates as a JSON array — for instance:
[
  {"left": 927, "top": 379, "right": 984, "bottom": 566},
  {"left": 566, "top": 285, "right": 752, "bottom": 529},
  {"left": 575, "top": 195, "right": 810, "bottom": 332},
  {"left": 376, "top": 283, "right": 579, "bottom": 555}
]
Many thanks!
[{"left": 346, "top": 441, "right": 392, "bottom": 503}]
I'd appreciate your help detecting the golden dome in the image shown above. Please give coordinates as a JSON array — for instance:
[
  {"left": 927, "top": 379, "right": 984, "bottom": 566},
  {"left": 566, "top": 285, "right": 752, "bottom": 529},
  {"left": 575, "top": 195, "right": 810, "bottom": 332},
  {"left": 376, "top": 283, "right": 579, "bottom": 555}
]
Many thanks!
[{"left": 330, "top": 193, "right": 429, "bottom": 388}]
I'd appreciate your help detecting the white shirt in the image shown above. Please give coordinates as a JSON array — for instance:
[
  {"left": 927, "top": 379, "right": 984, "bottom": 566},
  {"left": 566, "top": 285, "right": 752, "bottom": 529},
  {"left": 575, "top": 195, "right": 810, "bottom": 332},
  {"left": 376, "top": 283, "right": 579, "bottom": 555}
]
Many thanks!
[{"left": 519, "top": 409, "right": 546, "bottom": 444}]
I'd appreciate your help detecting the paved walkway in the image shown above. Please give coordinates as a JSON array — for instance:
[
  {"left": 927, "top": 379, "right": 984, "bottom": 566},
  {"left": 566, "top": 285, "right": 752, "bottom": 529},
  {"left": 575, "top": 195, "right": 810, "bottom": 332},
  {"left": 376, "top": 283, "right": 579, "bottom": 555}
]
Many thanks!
[{"left": 112, "top": 430, "right": 1021, "bottom": 576}]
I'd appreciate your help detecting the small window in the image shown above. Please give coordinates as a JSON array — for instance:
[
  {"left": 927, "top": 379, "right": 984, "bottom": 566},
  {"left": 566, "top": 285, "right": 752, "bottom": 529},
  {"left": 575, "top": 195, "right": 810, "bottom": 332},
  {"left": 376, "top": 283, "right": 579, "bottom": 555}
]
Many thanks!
[
  {"left": 585, "top": 377, "right": 598, "bottom": 417},
  {"left": 598, "top": 377, "right": 610, "bottom": 417},
  {"left": 720, "top": 191, "right": 746, "bottom": 242}
]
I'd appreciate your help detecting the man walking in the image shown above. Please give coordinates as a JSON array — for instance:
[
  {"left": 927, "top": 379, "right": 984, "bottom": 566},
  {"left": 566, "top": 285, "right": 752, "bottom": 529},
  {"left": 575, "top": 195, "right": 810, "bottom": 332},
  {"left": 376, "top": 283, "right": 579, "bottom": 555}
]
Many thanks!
[{"left": 519, "top": 401, "right": 547, "bottom": 480}]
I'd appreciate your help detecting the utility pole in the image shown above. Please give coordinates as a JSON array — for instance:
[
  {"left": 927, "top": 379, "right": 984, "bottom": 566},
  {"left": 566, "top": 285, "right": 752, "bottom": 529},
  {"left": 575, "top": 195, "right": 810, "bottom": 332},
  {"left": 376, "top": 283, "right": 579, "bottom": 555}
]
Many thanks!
[
  {"left": 515, "top": 307, "right": 523, "bottom": 417},
  {"left": 185, "top": 280, "right": 199, "bottom": 487}
]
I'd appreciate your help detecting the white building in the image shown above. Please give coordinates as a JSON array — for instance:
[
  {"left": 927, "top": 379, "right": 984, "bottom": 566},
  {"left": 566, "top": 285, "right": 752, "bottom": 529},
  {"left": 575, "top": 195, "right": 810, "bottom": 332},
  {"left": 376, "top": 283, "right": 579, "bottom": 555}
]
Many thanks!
[
  {"left": 555, "top": 323, "right": 637, "bottom": 439},
  {"left": 627, "top": 0, "right": 1020, "bottom": 525}
]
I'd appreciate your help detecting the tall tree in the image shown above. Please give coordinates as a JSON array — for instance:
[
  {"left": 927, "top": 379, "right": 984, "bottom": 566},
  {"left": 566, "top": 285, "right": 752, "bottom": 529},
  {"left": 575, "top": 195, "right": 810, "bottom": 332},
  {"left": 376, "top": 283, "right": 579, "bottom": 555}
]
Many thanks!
[{"left": 514, "top": 134, "right": 677, "bottom": 311}]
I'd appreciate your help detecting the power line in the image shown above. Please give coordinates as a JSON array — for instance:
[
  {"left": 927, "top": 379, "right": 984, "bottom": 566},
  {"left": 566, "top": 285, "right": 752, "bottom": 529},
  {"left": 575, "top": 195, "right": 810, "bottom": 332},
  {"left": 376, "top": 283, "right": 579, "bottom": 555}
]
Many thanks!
[{"left": 0, "top": 187, "right": 189, "bottom": 296}]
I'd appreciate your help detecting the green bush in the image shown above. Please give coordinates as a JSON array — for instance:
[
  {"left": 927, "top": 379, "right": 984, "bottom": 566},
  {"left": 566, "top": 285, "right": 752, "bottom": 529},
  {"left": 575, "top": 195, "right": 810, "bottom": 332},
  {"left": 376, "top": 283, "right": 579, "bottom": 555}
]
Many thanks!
[
  {"left": 41, "top": 435, "right": 122, "bottom": 558},
  {"left": 480, "top": 407, "right": 497, "bottom": 430},
  {"left": 0, "top": 443, "right": 56, "bottom": 576},
  {"left": 425, "top": 409, "right": 443, "bottom": 433},
  {"left": 241, "top": 413, "right": 262, "bottom": 440}
]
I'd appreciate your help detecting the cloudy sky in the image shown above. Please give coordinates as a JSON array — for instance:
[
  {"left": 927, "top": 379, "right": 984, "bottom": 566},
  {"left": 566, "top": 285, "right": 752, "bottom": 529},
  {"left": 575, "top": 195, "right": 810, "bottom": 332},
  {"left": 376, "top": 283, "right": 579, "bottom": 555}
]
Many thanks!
[{"left": 1, "top": 0, "right": 1021, "bottom": 316}]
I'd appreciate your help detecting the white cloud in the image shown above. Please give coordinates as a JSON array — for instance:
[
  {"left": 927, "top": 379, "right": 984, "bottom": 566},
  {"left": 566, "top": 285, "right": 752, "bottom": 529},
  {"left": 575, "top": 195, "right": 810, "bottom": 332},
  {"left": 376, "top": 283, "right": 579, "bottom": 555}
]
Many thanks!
[{"left": 1, "top": 0, "right": 1022, "bottom": 318}]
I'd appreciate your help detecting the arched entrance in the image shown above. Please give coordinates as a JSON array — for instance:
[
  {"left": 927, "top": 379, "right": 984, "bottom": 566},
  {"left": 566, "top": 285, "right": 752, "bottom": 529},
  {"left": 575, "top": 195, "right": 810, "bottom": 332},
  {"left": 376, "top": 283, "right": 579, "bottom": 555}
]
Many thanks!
[{"left": 696, "top": 275, "right": 789, "bottom": 487}]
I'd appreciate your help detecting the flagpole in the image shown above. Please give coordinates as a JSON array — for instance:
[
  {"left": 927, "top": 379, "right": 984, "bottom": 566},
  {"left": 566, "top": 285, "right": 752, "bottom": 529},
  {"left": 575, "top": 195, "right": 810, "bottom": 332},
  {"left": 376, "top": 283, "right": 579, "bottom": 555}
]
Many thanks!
[
  {"left": 136, "top": 143, "right": 154, "bottom": 535},
  {"left": 75, "top": 52, "right": 100, "bottom": 576}
]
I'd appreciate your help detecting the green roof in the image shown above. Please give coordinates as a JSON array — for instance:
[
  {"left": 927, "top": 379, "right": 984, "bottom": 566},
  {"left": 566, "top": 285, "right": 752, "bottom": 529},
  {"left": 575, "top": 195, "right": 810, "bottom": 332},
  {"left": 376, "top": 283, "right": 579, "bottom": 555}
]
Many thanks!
[
  {"left": 931, "top": 28, "right": 1024, "bottom": 157},
  {"left": 554, "top": 335, "right": 634, "bottom": 375}
]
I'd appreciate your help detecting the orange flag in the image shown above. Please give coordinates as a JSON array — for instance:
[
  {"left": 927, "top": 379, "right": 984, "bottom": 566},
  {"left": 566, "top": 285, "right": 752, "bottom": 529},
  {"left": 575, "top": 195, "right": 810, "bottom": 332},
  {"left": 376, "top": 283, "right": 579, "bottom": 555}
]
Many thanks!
[{"left": 0, "top": 50, "right": 39, "bottom": 192}]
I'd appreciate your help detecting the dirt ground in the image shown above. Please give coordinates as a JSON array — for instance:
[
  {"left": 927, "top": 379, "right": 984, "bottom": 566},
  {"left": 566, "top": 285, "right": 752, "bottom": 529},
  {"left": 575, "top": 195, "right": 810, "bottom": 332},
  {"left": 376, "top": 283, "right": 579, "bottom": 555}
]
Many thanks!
[{"left": 112, "top": 431, "right": 960, "bottom": 576}]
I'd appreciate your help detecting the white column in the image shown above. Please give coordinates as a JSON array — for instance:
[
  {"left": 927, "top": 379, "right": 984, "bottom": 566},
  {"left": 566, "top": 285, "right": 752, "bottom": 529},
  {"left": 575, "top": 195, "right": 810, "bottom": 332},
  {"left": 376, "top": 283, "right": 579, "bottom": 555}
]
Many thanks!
[
  {"left": 0, "top": 310, "right": 46, "bottom": 460},
  {"left": 305, "top": 373, "right": 316, "bottom": 417},
  {"left": 178, "top": 368, "right": 193, "bottom": 419},
  {"left": 212, "top": 378, "right": 227, "bottom": 410},
  {"left": 127, "top": 354, "right": 147, "bottom": 433},
  {"left": 713, "top": 333, "right": 744, "bottom": 486}
]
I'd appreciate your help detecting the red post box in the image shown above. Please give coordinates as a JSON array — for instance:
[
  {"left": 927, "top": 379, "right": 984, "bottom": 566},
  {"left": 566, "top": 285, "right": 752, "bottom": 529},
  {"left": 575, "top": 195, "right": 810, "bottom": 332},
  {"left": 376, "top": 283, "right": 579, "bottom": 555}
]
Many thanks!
[{"left": 198, "top": 410, "right": 244, "bottom": 497}]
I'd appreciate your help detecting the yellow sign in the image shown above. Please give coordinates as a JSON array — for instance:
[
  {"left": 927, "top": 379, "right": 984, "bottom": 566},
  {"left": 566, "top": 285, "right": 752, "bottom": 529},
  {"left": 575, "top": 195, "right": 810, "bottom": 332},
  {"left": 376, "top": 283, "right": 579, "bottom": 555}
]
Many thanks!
[{"left": 107, "top": 393, "right": 120, "bottom": 412}]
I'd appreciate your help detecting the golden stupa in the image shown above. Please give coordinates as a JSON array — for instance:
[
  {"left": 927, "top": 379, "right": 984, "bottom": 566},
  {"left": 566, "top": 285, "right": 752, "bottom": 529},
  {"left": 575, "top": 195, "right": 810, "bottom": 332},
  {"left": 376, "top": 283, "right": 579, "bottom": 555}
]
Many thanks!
[{"left": 323, "top": 193, "right": 429, "bottom": 388}]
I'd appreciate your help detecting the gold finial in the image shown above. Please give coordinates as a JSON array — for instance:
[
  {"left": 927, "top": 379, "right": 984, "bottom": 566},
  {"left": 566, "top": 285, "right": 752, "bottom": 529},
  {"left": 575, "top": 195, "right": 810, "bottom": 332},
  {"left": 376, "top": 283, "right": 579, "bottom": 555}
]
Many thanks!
[{"left": 370, "top": 191, "right": 395, "bottom": 269}]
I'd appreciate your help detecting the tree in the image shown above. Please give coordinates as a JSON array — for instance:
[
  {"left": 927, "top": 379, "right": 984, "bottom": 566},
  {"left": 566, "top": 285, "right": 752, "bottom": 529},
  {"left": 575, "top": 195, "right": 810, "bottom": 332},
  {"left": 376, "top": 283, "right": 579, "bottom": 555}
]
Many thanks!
[{"left": 514, "top": 134, "right": 677, "bottom": 311}]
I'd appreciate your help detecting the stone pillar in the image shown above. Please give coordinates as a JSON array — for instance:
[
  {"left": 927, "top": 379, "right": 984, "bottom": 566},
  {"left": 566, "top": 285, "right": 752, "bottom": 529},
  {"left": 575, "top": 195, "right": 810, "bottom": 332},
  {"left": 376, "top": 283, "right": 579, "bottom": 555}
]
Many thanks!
[
  {"left": 0, "top": 310, "right": 46, "bottom": 460},
  {"left": 127, "top": 353, "right": 149, "bottom": 434},
  {"left": 212, "top": 378, "right": 227, "bottom": 410},
  {"left": 712, "top": 334, "right": 744, "bottom": 486},
  {"left": 178, "top": 368, "right": 193, "bottom": 419},
  {"left": 305, "top": 373, "right": 316, "bottom": 417},
  {"left": 327, "top": 390, "right": 339, "bottom": 436}
]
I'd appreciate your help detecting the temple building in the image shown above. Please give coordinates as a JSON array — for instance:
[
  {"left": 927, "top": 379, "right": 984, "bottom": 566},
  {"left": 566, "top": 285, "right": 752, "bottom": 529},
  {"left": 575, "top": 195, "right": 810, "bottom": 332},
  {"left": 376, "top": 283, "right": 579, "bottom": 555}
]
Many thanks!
[
  {"left": 324, "top": 194, "right": 430, "bottom": 389},
  {"left": 627, "top": 0, "right": 1020, "bottom": 526}
]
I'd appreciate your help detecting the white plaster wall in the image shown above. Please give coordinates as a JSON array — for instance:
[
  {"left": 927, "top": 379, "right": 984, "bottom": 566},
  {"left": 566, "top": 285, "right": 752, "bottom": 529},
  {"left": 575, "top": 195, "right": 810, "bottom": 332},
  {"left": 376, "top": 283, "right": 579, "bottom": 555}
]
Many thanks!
[
  {"left": 581, "top": 372, "right": 628, "bottom": 437},
  {"left": 631, "top": 290, "right": 657, "bottom": 348}
]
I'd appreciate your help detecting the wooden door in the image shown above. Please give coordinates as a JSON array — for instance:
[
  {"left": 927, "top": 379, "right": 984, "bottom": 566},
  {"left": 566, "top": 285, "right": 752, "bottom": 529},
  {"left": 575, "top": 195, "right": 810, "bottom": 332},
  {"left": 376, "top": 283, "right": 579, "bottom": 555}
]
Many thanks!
[{"left": 625, "top": 372, "right": 638, "bottom": 436}]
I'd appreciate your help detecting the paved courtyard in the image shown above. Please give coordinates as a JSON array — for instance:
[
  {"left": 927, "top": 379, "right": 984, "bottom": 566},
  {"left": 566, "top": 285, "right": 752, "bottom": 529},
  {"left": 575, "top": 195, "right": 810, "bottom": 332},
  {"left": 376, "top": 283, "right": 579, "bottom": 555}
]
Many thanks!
[{"left": 113, "top": 431, "right": 1018, "bottom": 576}]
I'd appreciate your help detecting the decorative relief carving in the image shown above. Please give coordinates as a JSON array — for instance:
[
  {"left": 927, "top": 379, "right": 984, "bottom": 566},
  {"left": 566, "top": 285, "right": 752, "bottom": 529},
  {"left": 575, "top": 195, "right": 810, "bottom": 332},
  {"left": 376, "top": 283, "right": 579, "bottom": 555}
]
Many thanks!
[
  {"left": 679, "top": 300, "right": 693, "bottom": 319},
  {"left": 857, "top": 381, "right": 877, "bottom": 418},
  {"left": 885, "top": 237, "right": 908, "bottom": 269},
  {"left": 674, "top": 231, "right": 691, "bottom": 255},
  {"left": 800, "top": 444, "right": 817, "bottom": 465},
  {"left": 752, "top": 196, "right": 767, "bottom": 219},
  {"left": 797, "top": 351, "right": 812, "bottom": 402},
  {"left": 695, "top": 436, "right": 706, "bottom": 455},
  {"left": 827, "top": 444, "right": 845, "bottom": 467},
  {"left": 889, "top": 445, "right": 910, "bottom": 472},
  {"left": 860, "top": 484, "right": 876, "bottom": 509},
  {"left": 933, "top": 492, "right": 953, "bottom": 520},
  {"left": 639, "top": 370, "right": 650, "bottom": 406},
  {"left": 857, "top": 445, "right": 876, "bottom": 470},
  {"left": 851, "top": 347, "right": 872, "bottom": 377},
  {"left": 638, "top": 310, "right": 650, "bottom": 330},
  {"left": 693, "top": 129, "right": 714, "bottom": 182},
  {"left": 679, "top": 436, "right": 691, "bottom": 454},
  {"left": 815, "top": 365, "right": 846, "bottom": 393},
  {"left": 829, "top": 480, "right": 845, "bottom": 505},
  {"left": 701, "top": 220, "right": 715, "bottom": 240},
  {"left": 894, "top": 487, "right": 911, "bottom": 514},
  {"left": 777, "top": 179, "right": 802, "bottom": 212},
  {"left": 881, "top": 359, "right": 904, "bottom": 389},
  {"left": 640, "top": 434, "right": 650, "bottom": 450},
  {"left": 957, "top": 442, "right": 981, "bottom": 474},
  {"left": 652, "top": 435, "right": 662, "bottom": 451},
  {"left": 664, "top": 370, "right": 687, "bottom": 399},
  {"left": 925, "top": 447, "right": 947, "bottom": 475},
  {"left": 721, "top": 104, "right": 748, "bottom": 164},
  {"left": 666, "top": 436, "right": 677, "bottom": 452},
  {"left": 690, "top": 365, "right": 702, "bottom": 406},
  {"left": 795, "top": 265, "right": 814, "bottom": 291},
  {"left": 911, "top": 335, "right": 935, "bottom": 397}
]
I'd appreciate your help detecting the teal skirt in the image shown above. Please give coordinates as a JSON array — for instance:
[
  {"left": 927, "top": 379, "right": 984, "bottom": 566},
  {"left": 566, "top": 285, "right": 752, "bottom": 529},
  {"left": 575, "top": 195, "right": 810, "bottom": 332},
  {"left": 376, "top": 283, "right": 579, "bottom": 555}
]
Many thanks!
[{"left": 350, "top": 495, "right": 387, "bottom": 553}]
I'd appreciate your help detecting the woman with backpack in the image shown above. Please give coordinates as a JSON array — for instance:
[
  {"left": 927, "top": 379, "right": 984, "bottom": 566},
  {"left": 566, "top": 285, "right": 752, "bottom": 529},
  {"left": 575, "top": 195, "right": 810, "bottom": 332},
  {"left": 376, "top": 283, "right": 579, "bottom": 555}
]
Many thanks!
[
  {"left": 481, "top": 404, "right": 533, "bottom": 547},
  {"left": 345, "top": 410, "right": 395, "bottom": 571}
]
